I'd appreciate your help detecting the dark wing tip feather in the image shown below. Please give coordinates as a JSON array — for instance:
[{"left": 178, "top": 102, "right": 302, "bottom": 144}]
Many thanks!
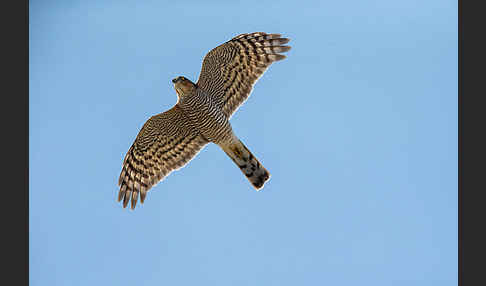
[
  {"left": 130, "top": 191, "right": 139, "bottom": 210},
  {"left": 281, "top": 45, "right": 292, "bottom": 52},
  {"left": 266, "top": 33, "right": 282, "bottom": 39},
  {"left": 123, "top": 190, "right": 131, "bottom": 208},
  {"left": 268, "top": 54, "right": 286, "bottom": 61},
  {"left": 278, "top": 38, "right": 290, "bottom": 45},
  {"left": 140, "top": 190, "right": 147, "bottom": 204},
  {"left": 117, "top": 184, "right": 127, "bottom": 202}
]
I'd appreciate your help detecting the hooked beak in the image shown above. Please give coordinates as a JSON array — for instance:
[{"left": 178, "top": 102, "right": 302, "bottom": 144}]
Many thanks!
[{"left": 172, "top": 78, "right": 178, "bottom": 84}]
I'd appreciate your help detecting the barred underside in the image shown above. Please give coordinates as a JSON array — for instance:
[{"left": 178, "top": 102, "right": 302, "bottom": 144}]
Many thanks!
[
  {"left": 118, "top": 106, "right": 208, "bottom": 209},
  {"left": 178, "top": 88, "right": 234, "bottom": 144},
  {"left": 197, "top": 32, "right": 291, "bottom": 118},
  {"left": 118, "top": 32, "right": 290, "bottom": 210}
]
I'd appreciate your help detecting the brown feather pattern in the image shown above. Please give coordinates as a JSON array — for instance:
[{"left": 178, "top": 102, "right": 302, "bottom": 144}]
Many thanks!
[
  {"left": 197, "top": 32, "right": 291, "bottom": 118},
  {"left": 117, "top": 105, "right": 208, "bottom": 209},
  {"left": 117, "top": 32, "right": 290, "bottom": 210}
]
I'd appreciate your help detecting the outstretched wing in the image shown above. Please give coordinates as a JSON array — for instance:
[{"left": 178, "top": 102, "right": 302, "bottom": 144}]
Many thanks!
[
  {"left": 196, "top": 32, "right": 291, "bottom": 118},
  {"left": 118, "top": 105, "right": 208, "bottom": 209}
]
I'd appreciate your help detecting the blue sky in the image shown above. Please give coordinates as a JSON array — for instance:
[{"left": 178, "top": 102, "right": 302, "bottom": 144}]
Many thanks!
[{"left": 29, "top": 0, "right": 457, "bottom": 285}]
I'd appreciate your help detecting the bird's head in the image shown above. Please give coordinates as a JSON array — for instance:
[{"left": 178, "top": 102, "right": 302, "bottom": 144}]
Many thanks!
[{"left": 172, "top": 76, "right": 196, "bottom": 98}]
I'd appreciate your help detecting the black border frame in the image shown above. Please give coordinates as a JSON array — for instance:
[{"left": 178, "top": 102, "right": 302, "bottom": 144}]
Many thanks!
[
  {"left": 12, "top": 1, "right": 469, "bottom": 285},
  {"left": 459, "top": 0, "right": 484, "bottom": 285},
  {"left": 3, "top": 1, "right": 28, "bottom": 285}
]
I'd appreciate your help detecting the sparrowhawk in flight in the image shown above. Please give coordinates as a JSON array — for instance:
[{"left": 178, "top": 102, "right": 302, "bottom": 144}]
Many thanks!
[{"left": 118, "top": 32, "right": 291, "bottom": 209}]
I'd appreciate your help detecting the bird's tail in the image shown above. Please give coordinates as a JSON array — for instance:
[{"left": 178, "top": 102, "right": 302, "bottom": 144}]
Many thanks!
[{"left": 221, "top": 138, "right": 270, "bottom": 190}]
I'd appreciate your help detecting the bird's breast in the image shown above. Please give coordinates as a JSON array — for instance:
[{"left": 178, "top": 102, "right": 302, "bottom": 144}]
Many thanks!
[{"left": 179, "top": 91, "right": 233, "bottom": 144}]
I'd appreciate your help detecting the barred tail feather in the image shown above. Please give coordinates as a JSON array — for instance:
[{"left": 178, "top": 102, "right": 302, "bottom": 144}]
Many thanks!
[{"left": 221, "top": 139, "right": 270, "bottom": 190}]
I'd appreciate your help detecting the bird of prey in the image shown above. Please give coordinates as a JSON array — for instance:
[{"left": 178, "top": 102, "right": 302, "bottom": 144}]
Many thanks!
[{"left": 118, "top": 32, "right": 291, "bottom": 209}]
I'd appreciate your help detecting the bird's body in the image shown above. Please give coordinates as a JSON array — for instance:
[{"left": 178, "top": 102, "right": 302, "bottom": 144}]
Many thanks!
[
  {"left": 178, "top": 87, "right": 233, "bottom": 144},
  {"left": 118, "top": 32, "right": 291, "bottom": 209}
]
